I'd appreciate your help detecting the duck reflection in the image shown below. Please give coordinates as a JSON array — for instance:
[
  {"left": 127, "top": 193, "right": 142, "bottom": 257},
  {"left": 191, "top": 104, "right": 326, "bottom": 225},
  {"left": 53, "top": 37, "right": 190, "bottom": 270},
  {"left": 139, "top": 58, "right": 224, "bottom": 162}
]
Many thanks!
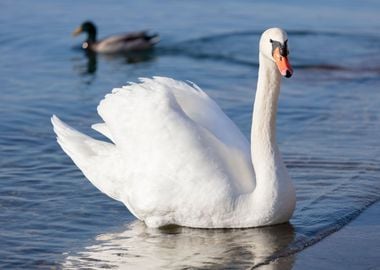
[
  {"left": 63, "top": 221, "right": 295, "bottom": 269},
  {"left": 103, "top": 49, "right": 156, "bottom": 65},
  {"left": 71, "top": 48, "right": 156, "bottom": 77},
  {"left": 84, "top": 50, "right": 97, "bottom": 74}
]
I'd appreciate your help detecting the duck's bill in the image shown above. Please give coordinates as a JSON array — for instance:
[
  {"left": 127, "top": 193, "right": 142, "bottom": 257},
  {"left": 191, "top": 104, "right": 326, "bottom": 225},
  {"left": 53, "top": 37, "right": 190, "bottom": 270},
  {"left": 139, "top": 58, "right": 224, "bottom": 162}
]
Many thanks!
[
  {"left": 72, "top": 27, "right": 83, "bottom": 36},
  {"left": 273, "top": 47, "right": 293, "bottom": 78}
]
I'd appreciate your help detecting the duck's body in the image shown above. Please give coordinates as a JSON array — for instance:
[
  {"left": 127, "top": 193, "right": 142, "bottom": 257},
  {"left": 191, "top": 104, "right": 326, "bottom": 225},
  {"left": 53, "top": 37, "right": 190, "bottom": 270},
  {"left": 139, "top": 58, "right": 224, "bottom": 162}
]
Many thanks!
[
  {"left": 73, "top": 21, "right": 159, "bottom": 54},
  {"left": 53, "top": 28, "right": 296, "bottom": 228}
]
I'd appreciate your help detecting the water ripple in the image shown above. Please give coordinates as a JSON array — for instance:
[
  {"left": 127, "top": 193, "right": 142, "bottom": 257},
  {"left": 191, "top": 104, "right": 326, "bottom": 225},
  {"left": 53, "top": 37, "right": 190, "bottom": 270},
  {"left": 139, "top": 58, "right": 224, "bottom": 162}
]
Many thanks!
[{"left": 1, "top": 1, "right": 380, "bottom": 269}]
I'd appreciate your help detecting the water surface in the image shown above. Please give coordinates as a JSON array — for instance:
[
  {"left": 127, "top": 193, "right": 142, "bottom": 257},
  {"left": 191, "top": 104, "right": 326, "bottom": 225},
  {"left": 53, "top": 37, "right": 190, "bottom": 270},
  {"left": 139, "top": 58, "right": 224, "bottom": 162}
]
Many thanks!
[{"left": 1, "top": 0, "right": 380, "bottom": 269}]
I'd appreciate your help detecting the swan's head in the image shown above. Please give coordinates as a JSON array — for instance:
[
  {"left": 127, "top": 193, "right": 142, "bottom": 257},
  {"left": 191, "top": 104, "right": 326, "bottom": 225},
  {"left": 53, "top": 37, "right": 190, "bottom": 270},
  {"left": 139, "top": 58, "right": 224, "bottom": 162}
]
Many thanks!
[{"left": 260, "top": 28, "right": 293, "bottom": 78}]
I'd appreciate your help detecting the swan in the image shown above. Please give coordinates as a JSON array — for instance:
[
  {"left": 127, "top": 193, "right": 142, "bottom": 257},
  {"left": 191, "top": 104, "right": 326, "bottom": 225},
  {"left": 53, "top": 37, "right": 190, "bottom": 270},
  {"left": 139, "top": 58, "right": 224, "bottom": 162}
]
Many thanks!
[
  {"left": 72, "top": 21, "right": 159, "bottom": 53},
  {"left": 52, "top": 28, "right": 296, "bottom": 228}
]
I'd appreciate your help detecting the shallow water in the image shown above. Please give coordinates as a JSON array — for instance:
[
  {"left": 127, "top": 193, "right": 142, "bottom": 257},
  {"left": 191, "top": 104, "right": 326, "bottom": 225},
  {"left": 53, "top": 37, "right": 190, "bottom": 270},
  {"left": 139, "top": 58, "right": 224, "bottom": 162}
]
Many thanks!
[{"left": 1, "top": 0, "right": 380, "bottom": 269}]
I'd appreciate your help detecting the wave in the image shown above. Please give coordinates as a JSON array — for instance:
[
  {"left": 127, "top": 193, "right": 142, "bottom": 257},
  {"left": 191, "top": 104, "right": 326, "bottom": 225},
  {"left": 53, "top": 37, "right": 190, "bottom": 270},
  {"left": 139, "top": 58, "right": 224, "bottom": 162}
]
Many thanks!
[
  {"left": 174, "top": 29, "right": 380, "bottom": 44},
  {"left": 155, "top": 29, "right": 380, "bottom": 75}
]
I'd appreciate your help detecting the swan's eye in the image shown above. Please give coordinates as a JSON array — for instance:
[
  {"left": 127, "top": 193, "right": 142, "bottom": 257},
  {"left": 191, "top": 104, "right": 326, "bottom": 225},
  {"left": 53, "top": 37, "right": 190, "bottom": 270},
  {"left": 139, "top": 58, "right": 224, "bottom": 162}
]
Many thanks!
[{"left": 271, "top": 39, "right": 289, "bottom": 57}]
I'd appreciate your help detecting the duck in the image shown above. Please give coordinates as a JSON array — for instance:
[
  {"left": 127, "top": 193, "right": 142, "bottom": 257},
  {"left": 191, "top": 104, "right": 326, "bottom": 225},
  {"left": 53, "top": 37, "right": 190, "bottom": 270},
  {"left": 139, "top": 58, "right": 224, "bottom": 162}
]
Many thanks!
[
  {"left": 72, "top": 21, "right": 159, "bottom": 54},
  {"left": 52, "top": 28, "right": 296, "bottom": 228}
]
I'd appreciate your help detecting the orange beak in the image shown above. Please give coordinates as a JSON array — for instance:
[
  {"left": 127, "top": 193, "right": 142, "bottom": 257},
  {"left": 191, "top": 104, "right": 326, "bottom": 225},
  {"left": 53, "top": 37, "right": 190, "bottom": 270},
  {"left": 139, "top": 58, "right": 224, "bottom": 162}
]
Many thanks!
[{"left": 273, "top": 47, "right": 293, "bottom": 78}]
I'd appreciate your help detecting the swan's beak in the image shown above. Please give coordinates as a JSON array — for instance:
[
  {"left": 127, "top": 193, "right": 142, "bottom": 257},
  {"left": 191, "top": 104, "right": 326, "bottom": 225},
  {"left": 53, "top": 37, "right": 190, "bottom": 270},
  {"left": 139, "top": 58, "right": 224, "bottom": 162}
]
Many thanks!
[
  {"left": 72, "top": 26, "right": 83, "bottom": 37},
  {"left": 273, "top": 47, "right": 293, "bottom": 78}
]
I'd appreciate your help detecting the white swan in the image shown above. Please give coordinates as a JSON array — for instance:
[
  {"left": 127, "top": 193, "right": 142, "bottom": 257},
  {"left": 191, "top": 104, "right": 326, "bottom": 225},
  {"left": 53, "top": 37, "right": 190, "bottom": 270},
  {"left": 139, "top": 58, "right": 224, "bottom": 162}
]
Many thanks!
[{"left": 52, "top": 28, "right": 296, "bottom": 228}]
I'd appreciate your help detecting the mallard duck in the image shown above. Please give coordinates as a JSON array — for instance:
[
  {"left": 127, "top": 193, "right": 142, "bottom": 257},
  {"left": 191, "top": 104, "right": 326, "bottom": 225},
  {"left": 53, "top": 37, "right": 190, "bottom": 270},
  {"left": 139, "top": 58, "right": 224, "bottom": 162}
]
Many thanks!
[{"left": 72, "top": 21, "right": 159, "bottom": 54}]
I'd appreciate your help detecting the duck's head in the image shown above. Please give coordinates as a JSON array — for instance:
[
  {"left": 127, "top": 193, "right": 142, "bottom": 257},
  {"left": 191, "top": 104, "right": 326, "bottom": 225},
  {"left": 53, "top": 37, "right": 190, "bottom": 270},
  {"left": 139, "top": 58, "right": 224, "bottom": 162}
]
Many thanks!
[
  {"left": 73, "top": 21, "right": 97, "bottom": 44},
  {"left": 260, "top": 28, "right": 293, "bottom": 78}
]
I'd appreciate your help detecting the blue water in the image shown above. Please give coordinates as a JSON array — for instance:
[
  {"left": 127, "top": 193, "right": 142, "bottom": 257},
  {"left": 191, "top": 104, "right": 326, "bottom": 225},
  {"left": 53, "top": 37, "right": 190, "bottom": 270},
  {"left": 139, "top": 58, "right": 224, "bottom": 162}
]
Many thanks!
[{"left": 1, "top": 0, "right": 380, "bottom": 269}]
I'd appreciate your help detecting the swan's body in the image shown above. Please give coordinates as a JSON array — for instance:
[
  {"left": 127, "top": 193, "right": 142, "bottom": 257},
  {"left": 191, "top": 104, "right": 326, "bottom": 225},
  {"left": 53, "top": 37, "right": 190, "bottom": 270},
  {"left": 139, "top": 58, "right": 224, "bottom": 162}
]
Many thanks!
[
  {"left": 73, "top": 21, "right": 159, "bottom": 54},
  {"left": 53, "top": 28, "right": 296, "bottom": 228}
]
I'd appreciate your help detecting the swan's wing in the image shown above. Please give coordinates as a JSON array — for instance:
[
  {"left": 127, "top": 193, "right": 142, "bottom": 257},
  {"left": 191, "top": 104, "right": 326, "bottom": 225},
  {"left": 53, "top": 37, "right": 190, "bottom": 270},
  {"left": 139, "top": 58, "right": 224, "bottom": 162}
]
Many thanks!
[
  {"left": 96, "top": 77, "right": 251, "bottom": 160},
  {"left": 146, "top": 77, "right": 251, "bottom": 154},
  {"left": 96, "top": 78, "right": 255, "bottom": 198},
  {"left": 91, "top": 122, "right": 115, "bottom": 143},
  {"left": 51, "top": 116, "right": 126, "bottom": 204},
  {"left": 52, "top": 77, "right": 255, "bottom": 224}
]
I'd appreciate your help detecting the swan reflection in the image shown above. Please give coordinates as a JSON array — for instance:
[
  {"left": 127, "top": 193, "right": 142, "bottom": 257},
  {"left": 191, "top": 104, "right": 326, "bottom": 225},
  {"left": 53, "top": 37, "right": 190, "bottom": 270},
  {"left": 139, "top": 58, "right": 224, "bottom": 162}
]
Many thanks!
[{"left": 63, "top": 221, "right": 294, "bottom": 269}]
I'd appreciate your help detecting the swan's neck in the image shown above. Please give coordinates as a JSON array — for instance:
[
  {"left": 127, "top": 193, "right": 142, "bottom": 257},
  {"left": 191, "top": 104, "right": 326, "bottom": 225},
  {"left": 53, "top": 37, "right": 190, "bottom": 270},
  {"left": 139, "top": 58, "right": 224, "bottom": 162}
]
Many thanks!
[
  {"left": 251, "top": 53, "right": 282, "bottom": 189},
  {"left": 251, "top": 53, "right": 281, "bottom": 158},
  {"left": 235, "top": 52, "right": 295, "bottom": 224}
]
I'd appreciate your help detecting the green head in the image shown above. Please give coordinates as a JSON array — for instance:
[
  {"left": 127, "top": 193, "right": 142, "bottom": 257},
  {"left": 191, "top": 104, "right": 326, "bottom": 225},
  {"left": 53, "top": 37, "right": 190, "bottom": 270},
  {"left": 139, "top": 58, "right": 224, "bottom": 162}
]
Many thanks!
[{"left": 72, "top": 21, "right": 97, "bottom": 43}]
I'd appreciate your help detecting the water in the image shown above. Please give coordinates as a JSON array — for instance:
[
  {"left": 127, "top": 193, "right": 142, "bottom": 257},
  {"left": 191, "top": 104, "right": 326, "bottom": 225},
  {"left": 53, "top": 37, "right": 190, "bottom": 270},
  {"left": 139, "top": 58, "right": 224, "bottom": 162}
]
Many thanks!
[{"left": 1, "top": 0, "right": 380, "bottom": 269}]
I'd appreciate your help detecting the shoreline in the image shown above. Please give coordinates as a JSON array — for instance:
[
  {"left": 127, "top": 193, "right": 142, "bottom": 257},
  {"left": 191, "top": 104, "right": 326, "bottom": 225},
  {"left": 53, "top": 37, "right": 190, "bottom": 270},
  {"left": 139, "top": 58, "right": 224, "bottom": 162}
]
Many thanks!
[{"left": 266, "top": 201, "right": 380, "bottom": 269}]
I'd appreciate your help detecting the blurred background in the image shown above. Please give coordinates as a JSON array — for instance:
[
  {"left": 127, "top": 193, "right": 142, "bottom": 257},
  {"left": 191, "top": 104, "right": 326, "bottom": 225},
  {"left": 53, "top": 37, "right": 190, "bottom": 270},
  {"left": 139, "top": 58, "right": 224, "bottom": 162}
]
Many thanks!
[{"left": 1, "top": 0, "right": 380, "bottom": 269}]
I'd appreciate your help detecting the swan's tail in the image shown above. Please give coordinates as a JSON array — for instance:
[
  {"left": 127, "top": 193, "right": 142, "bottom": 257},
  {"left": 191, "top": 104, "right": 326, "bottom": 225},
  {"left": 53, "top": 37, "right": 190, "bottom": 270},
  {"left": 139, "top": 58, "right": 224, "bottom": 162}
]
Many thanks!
[
  {"left": 52, "top": 115, "right": 95, "bottom": 163},
  {"left": 51, "top": 115, "right": 122, "bottom": 201}
]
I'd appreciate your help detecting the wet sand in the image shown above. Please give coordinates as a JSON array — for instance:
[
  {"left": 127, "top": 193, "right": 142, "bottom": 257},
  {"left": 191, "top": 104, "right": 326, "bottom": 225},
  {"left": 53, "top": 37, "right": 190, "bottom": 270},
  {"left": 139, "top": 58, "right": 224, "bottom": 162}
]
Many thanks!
[{"left": 267, "top": 202, "right": 380, "bottom": 269}]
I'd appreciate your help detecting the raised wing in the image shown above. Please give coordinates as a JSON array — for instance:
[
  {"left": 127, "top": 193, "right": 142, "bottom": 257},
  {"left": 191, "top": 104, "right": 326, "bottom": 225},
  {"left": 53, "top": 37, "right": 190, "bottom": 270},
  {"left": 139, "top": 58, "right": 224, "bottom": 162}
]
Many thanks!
[
  {"left": 95, "top": 77, "right": 255, "bottom": 195},
  {"left": 52, "top": 77, "right": 255, "bottom": 222}
]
